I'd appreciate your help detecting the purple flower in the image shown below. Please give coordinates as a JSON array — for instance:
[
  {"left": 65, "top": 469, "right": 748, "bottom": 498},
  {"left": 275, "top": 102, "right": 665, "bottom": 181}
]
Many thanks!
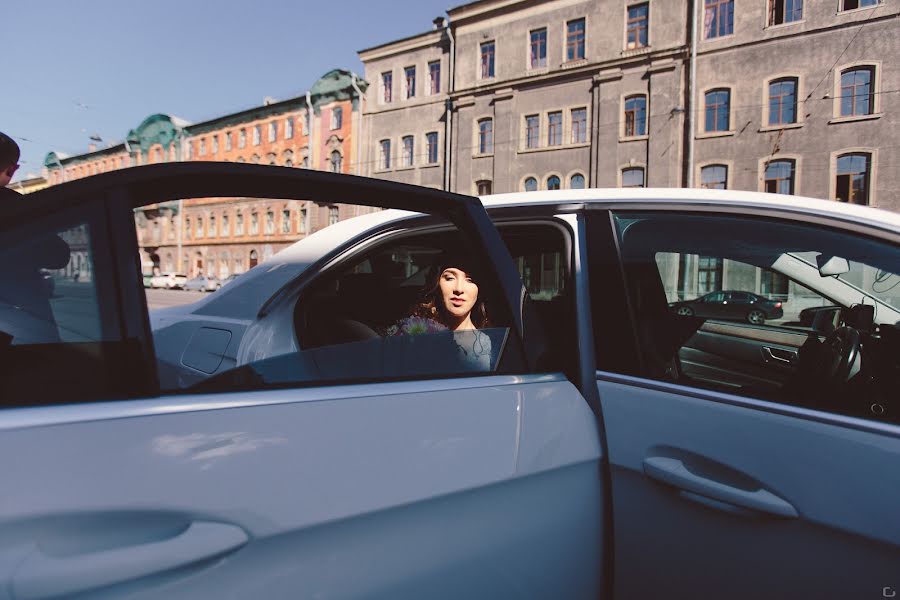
[{"left": 389, "top": 316, "right": 447, "bottom": 336}]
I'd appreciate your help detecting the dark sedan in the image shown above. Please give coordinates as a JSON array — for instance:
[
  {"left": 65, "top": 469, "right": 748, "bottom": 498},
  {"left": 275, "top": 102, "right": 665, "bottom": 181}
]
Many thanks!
[{"left": 670, "top": 290, "right": 784, "bottom": 324}]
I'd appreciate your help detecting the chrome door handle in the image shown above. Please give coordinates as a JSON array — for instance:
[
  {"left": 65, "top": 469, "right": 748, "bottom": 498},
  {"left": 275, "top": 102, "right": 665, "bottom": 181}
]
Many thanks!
[{"left": 762, "top": 346, "right": 797, "bottom": 364}]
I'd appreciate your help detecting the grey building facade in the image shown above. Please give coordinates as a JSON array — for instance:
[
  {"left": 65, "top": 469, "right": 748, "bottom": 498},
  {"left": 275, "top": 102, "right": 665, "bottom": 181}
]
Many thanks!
[{"left": 359, "top": 0, "right": 899, "bottom": 213}]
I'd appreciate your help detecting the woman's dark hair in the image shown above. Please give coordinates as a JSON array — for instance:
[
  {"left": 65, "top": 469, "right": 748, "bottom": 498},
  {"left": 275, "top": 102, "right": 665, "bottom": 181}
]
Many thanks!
[{"left": 411, "top": 252, "right": 491, "bottom": 329}]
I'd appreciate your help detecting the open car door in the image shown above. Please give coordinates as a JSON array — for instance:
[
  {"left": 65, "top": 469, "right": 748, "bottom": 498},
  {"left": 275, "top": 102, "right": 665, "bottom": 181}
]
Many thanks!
[{"left": 0, "top": 164, "right": 605, "bottom": 599}]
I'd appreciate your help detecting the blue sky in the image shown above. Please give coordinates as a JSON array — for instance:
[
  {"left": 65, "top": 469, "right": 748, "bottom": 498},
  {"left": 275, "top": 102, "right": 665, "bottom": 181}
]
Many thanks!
[{"left": 3, "top": 0, "right": 452, "bottom": 181}]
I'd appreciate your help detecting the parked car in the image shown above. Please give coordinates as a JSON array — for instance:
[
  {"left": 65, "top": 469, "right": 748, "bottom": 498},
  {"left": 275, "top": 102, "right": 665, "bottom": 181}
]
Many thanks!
[
  {"left": 150, "top": 272, "right": 188, "bottom": 289},
  {"left": 142, "top": 273, "right": 154, "bottom": 288},
  {"left": 2, "top": 164, "right": 899, "bottom": 600},
  {"left": 184, "top": 275, "right": 221, "bottom": 292},
  {"left": 219, "top": 273, "right": 242, "bottom": 287},
  {"left": 669, "top": 290, "right": 784, "bottom": 324}
]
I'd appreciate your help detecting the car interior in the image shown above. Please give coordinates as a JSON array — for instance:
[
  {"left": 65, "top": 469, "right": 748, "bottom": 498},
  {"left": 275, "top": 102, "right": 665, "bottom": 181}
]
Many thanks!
[
  {"left": 616, "top": 213, "right": 900, "bottom": 424},
  {"left": 293, "top": 222, "right": 576, "bottom": 373}
]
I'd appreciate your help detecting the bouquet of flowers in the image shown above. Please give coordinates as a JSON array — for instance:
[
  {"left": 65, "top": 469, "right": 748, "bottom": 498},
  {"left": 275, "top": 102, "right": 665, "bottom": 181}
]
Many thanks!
[{"left": 385, "top": 316, "right": 447, "bottom": 337}]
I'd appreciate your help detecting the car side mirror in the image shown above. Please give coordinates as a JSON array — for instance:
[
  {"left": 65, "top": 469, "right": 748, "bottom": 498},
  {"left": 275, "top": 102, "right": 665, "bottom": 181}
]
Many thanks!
[{"left": 816, "top": 254, "right": 850, "bottom": 278}]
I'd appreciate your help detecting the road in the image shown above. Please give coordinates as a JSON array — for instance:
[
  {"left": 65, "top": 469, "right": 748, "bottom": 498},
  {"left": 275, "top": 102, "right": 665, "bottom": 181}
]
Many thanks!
[{"left": 145, "top": 288, "right": 207, "bottom": 310}]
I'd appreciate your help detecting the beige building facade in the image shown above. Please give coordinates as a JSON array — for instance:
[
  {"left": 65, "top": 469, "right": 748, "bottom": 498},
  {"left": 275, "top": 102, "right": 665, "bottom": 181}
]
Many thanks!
[{"left": 359, "top": 0, "right": 899, "bottom": 213}]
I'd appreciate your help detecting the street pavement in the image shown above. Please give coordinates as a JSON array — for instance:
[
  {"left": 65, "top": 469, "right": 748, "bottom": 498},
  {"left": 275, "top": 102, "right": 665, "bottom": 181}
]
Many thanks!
[{"left": 146, "top": 288, "right": 207, "bottom": 309}]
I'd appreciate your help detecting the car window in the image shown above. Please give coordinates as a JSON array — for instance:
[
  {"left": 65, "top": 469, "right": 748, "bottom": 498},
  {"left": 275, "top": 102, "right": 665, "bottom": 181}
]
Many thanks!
[
  {"left": 0, "top": 203, "right": 139, "bottom": 405},
  {"left": 148, "top": 199, "right": 525, "bottom": 394},
  {"left": 611, "top": 211, "right": 900, "bottom": 424}
]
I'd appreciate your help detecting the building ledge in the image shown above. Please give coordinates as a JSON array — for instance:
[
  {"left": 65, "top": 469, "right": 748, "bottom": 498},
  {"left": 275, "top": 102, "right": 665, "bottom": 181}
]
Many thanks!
[
  {"left": 517, "top": 142, "right": 590, "bottom": 154},
  {"left": 828, "top": 113, "right": 883, "bottom": 125},
  {"left": 619, "top": 134, "right": 650, "bottom": 143},
  {"left": 759, "top": 122, "right": 804, "bottom": 132},
  {"left": 696, "top": 130, "right": 736, "bottom": 139}
]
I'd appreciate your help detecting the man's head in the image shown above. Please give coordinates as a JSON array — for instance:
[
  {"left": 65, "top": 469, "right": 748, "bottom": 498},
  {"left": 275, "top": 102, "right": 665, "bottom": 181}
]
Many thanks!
[{"left": 0, "top": 132, "right": 21, "bottom": 187}]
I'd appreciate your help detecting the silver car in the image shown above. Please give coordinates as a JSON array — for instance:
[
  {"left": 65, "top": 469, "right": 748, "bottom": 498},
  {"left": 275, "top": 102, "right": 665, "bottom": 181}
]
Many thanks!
[{"left": 2, "top": 163, "right": 898, "bottom": 600}]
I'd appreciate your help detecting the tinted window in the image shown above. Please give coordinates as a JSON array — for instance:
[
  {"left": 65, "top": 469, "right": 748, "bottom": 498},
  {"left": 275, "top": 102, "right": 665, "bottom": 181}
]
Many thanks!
[{"left": 611, "top": 211, "right": 900, "bottom": 423}]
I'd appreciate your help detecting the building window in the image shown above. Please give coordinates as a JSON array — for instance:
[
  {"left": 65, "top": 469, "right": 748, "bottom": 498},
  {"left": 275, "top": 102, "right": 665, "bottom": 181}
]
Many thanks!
[
  {"left": 330, "top": 150, "right": 342, "bottom": 173},
  {"left": 547, "top": 111, "right": 563, "bottom": 146},
  {"left": 841, "top": 0, "right": 878, "bottom": 10},
  {"left": 836, "top": 153, "right": 871, "bottom": 205},
  {"left": 265, "top": 211, "right": 275, "bottom": 235},
  {"left": 478, "top": 119, "right": 494, "bottom": 154},
  {"left": 236, "top": 212, "right": 244, "bottom": 235},
  {"left": 330, "top": 107, "right": 343, "bottom": 131},
  {"left": 380, "top": 139, "right": 391, "bottom": 169},
  {"left": 299, "top": 208, "right": 307, "bottom": 233},
  {"left": 571, "top": 108, "right": 587, "bottom": 143},
  {"left": 329, "top": 206, "right": 339, "bottom": 226},
  {"left": 426, "top": 132, "right": 439, "bottom": 164},
  {"left": 524, "top": 177, "right": 538, "bottom": 192},
  {"left": 185, "top": 143, "right": 193, "bottom": 160},
  {"left": 697, "top": 256, "right": 723, "bottom": 294},
  {"left": 196, "top": 217, "right": 203, "bottom": 238},
  {"left": 268, "top": 121, "right": 277, "bottom": 142},
  {"left": 253, "top": 125, "right": 261, "bottom": 146},
  {"left": 209, "top": 215, "right": 216, "bottom": 237},
  {"left": 251, "top": 154, "right": 261, "bottom": 164},
  {"left": 627, "top": 3, "right": 649, "bottom": 49},
  {"left": 530, "top": 28, "right": 547, "bottom": 68},
  {"left": 404, "top": 66, "right": 416, "bottom": 99},
  {"left": 624, "top": 95, "right": 647, "bottom": 137},
  {"left": 222, "top": 214, "right": 229, "bottom": 236},
  {"left": 768, "top": 78, "right": 798, "bottom": 125},
  {"left": 382, "top": 71, "right": 393, "bottom": 103},
  {"left": 428, "top": 61, "right": 441, "bottom": 95},
  {"left": 704, "top": 0, "right": 734, "bottom": 39},
  {"left": 301, "top": 154, "right": 309, "bottom": 168},
  {"left": 226, "top": 132, "right": 233, "bottom": 151},
  {"left": 525, "top": 115, "right": 540, "bottom": 149},
  {"left": 282, "top": 209, "right": 291, "bottom": 233},
  {"left": 480, "top": 41, "right": 495, "bottom": 79},
  {"left": 285, "top": 117, "right": 294, "bottom": 139},
  {"left": 283, "top": 150, "right": 294, "bottom": 167},
  {"left": 402, "top": 136, "right": 414, "bottom": 167},
  {"left": 477, "top": 180, "right": 493, "bottom": 195},
  {"left": 199, "top": 138, "right": 207, "bottom": 156},
  {"left": 764, "top": 159, "right": 796, "bottom": 194},
  {"left": 840, "top": 67, "right": 875, "bottom": 117},
  {"left": 622, "top": 167, "right": 645, "bottom": 188},
  {"left": 185, "top": 218, "right": 191, "bottom": 239},
  {"left": 570, "top": 173, "right": 586, "bottom": 189},
  {"left": 546, "top": 175, "right": 561, "bottom": 191},
  {"left": 704, "top": 89, "right": 731, "bottom": 132},
  {"left": 701, "top": 164, "right": 728, "bottom": 189},
  {"left": 266, "top": 152, "right": 277, "bottom": 165},
  {"left": 212, "top": 135, "right": 219, "bottom": 155},
  {"left": 249, "top": 249, "right": 258, "bottom": 268},
  {"left": 239, "top": 129, "right": 247, "bottom": 149},
  {"left": 769, "top": 0, "right": 802, "bottom": 25},
  {"left": 250, "top": 212, "right": 259, "bottom": 235},
  {"left": 566, "top": 18, "right": 586, "bottom": 61}
]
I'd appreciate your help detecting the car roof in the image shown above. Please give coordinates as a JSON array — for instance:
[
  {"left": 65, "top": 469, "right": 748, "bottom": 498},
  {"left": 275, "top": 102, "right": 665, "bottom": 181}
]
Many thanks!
[{"left": 480, "top": 188, "right": 900, "bottom": 235}]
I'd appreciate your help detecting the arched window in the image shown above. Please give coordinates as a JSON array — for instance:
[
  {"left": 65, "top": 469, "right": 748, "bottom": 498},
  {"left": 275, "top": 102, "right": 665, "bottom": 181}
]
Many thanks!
[
  {"left": 835, "top": 153, "right": 871, "bottom": 205},
  {"left": 249, "top": 249, "right": 259, "bottom": 268},
  {"left": 524, "top": 177, "right": 538, "bottom": 192},
  {"left": 840, "top": 66, "right": 875, "bottom": 117},
  {"left": 624, "top": 95, "right": 647, "bottom": 137},
  {"left": 546, "top": 175, "right": 561, "bottom": 190},
  {"left": 768, "top": 78, "right": 798, "bottom": 125},
  {"left": 570, "top": 173, "right": 585, "bottom": 189},
  {"left": 701, "top": 164, "right": 728, "bottom": 189},
  {"left": 330, "top": 150, "right": 343, "bottom": 173},
  {"left": 622, "top": 167, "right": 645, "bottom": 188},
  {"left": 704, "top": 89, "right": 731, "bottom": 132},
  {"left": 764, "top": 159, "right": 796, "bottom": 194}
]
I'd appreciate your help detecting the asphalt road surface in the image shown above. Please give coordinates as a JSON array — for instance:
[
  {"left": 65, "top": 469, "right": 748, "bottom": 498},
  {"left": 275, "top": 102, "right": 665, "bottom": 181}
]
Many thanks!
[{"left": 146, "top": 288, "right": 207, "bottom": 310}]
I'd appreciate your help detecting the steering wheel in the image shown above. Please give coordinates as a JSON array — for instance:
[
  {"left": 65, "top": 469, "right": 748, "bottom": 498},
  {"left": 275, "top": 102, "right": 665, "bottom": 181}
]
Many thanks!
[{"left": 819, "top": 326, "right": 861, "bottom": 385}]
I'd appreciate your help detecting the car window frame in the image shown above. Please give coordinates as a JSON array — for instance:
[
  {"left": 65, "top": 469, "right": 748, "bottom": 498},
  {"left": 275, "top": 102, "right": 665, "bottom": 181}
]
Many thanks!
[{"left": 14, "top": 163, "right": 539, "bottom": 402}]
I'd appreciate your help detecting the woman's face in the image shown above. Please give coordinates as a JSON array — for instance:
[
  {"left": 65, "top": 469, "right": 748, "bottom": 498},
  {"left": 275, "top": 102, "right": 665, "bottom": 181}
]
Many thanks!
[{"left": 438, "top": 267, "right": 479, "bottom": 326}]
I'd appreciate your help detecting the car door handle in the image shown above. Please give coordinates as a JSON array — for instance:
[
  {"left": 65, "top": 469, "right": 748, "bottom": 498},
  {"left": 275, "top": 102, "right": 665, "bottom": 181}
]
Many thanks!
[
  {"left": 643, "top": 456, "right": 798, "bottom": 519},
  {"left": 762, "top": 346, "right": 797, "bottom": 364},
  {"left": 12, "top": 521, "right": 248, "bottom": 600}
]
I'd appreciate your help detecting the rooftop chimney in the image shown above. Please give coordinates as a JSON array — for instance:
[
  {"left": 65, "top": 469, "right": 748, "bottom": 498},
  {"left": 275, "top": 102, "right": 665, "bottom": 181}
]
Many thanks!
[{"left": 433, "top": 16, "right": 446, "bottom": 30}]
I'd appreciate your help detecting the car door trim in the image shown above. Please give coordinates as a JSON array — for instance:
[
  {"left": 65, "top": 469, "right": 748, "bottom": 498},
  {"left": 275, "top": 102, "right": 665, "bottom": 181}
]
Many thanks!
[
  {"left": 0, "top": 373, "right": 568, "bottom": 432},
  {"left": 595, "top": 369, "right": 900, "bottom": 438}
]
